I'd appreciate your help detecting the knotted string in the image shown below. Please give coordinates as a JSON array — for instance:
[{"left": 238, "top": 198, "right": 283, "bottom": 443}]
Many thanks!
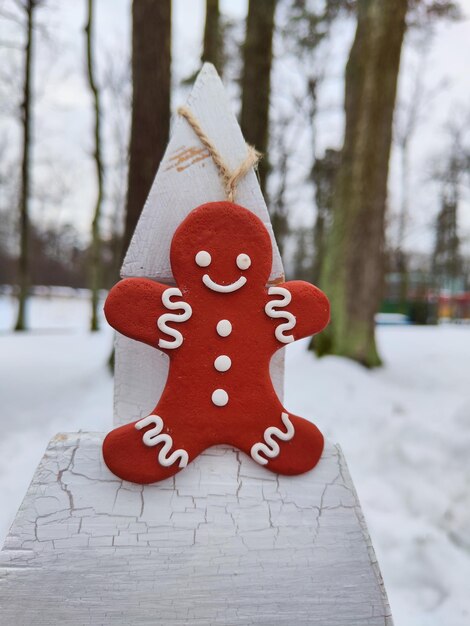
[{"left": 177, "top": 106, "right": 261, "bottom": 203}]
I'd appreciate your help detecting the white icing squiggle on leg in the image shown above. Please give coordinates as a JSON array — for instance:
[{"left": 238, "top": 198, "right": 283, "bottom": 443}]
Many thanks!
[
  {"left": 135, "top": 415, "right": 189, "bottom": 468},
  {"left": 265, "top": 286, "right": 296, "bottom": 343},
  {"left": 250, "top": 412, "right": 295, "bottom": 466},
  {"left": 157, "top": 287, "right": 192, "bottom": 349}
]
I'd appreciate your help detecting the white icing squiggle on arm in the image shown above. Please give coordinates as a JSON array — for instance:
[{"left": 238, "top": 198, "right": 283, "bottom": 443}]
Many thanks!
[
  {"left": 265, "top": 286, "right": 296, "bottom": 343},
  {"left": 251, "top": 413, "right": 295, "bottom": 466},
  {"left": 157, "top": 287, "right": 192, "bottom": 349},
  {"left": 135, "top": 415, "right": 189, "bottom": 468}
]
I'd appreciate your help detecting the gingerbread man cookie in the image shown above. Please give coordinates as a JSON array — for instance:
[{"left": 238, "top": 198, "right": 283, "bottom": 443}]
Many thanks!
[{"left": 103, "top": 201, "right": 330, "bottom": 484}]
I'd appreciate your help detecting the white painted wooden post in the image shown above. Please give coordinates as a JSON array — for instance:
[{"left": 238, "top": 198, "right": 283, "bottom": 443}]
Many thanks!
[
  {"left": 0, "top": 65, "right": 393, "bottom": 625},
  {"left": 0, "top": 433, "right": 392, "bottom": 625}
]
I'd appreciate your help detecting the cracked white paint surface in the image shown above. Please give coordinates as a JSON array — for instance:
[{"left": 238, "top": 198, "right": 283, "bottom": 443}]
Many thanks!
[{"left": 0, "top": 432, "right": 392, "bottom": 625}]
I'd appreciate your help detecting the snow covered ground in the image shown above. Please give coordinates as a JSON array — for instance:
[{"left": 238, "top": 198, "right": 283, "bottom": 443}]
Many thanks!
[{"left": 1, "top": 293, "right": 469, "bottom": 626}]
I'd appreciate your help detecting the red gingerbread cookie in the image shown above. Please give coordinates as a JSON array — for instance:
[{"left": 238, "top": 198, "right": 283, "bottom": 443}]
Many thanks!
[{"left": 103, "top": 201, "right": 330, "bottom": 484}]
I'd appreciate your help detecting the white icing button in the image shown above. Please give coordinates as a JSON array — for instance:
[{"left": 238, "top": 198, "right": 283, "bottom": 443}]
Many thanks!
[
  {"left": 236, "top": 253, "right": 251, "bottom": 270},
  {"left": 195, "top": 250, "right": 211, "bottom": 267},
  {"left": 212, "top": 389, "right": 229, "bottom": 406},
  {"left": 214, "top": 355, "right": 231, "bottom": 372},
  {"left": 216, "top": 319, "right": 232, "bottom": 337}
]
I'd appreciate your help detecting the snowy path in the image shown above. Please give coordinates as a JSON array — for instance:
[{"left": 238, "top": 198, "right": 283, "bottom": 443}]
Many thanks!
[
  {"left": 285, "top": 328, "right": 470, "bottom": 626},
  {"left": 1, "top": 294, "right": 469, "bottom": 626}
]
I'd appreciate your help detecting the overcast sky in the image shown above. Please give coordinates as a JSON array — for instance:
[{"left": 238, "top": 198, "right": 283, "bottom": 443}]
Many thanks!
[{"left": 1, "top": 0, "right": 469, "bottom": 257}]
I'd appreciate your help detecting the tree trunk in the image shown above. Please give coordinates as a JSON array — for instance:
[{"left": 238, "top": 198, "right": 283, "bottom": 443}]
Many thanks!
[
  {"left": 85, "top": 0, "right": 104, "bottom": 332},
  {"left": 240, "top": 0, "right": 277, "bottom": 197},
  {"left": 121, "top": 0, "right": 171, "bottom": 261},
  {"left": 311, "top": 148, "right": 341, "bottom": 284},
  {"left": 432, "top": 155, "right": 462, "bottom": 294},
  {"left": 315, "top": 0, "right": 408, "bottom": 367},
  {"left": 14, "top": 0, "right": 35, "bottom": 331},
  {"left": 396, "top": 137, "right": 409, "bottom": 306},
  {"left": 202, "top": 0, "right": 221, "bottom": 74}
]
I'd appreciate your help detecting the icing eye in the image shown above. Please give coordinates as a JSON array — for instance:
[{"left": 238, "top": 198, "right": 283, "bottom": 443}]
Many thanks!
[
  {"left": 195, "top": 250, "right": 211, "bottom": 267},
  {"left": 236, "top": 253, "right": 251, "bottom": 270}
]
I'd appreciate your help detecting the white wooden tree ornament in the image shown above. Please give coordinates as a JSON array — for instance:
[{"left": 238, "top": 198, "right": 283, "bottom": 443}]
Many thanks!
[
  {"left": 0, "top": 64, "right": 393, "bottom": 625},
  {"left": 114, "top": 63, "right": 285, "bottom": 427}
]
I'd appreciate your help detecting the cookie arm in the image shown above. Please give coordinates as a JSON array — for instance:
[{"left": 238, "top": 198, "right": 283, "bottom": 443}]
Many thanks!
[
  {"left": 265, "top": 280, "right": 330, "bottom": 344},
  {"left": 104, "top": 278, "right": 191, "bottom": 350}
]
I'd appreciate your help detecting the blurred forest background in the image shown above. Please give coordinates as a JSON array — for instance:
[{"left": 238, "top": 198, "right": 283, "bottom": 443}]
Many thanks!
[{"left": 0, "top": 0, "right": 469, "bottom": 367}]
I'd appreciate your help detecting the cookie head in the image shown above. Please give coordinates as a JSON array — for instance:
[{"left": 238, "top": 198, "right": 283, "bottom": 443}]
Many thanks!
[{"left": 170, "top": 202, "right": 272, "bottom": 293}]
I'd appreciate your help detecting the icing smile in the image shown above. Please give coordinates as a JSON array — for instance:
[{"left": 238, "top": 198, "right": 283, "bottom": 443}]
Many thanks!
[
  {"left": 195, "top": 250, "right": 251, "bottom": 293},
  {"left": 202, "top": 274, "right": 247, "bottom": 293}
]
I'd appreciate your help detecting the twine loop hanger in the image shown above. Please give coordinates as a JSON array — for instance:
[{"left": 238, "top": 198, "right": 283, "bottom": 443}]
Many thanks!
[{"left": 177, "top": 106, "right": 261, "bottom": 203}]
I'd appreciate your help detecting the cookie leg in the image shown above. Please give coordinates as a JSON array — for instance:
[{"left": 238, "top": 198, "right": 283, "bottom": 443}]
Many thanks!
[
  {"left": 247, "top": 411, "right": 324, "bottom": 475},
  {"left": 103, "top": 413, "right": 196, "bottom": 484}
]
